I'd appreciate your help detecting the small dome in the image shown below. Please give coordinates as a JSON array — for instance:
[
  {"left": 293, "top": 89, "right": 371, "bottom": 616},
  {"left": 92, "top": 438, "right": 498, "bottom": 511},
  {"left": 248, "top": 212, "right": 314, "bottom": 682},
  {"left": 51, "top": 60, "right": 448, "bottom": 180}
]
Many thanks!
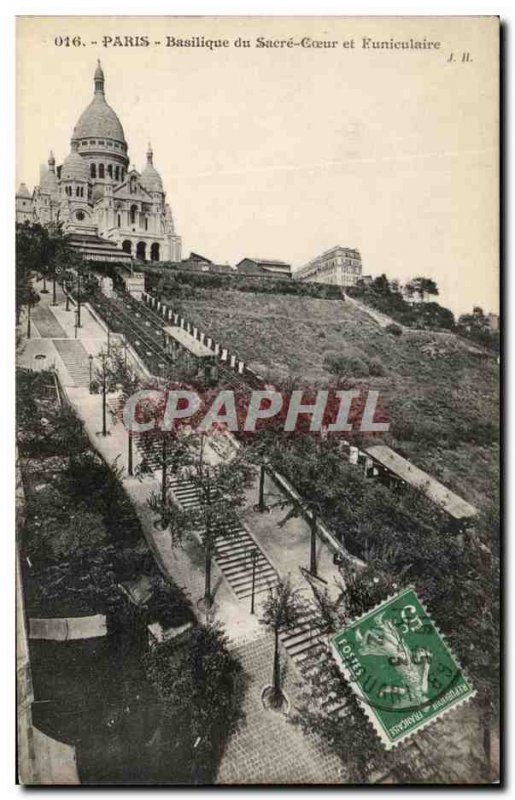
[
  {"left": 141, "top": 143, "right": 163, "bottom": 193},
  {"left": 61, "top": 150, "right": 89, "bottom": 182},
  {"left": 141, "top": 164, "right": 163, "bottom": 193},
  {"left": 40, "top": 169, "right": 58, "bottom": 196},
  {"left": 17, "top": 182, "right": 31, "bottom": 198}
]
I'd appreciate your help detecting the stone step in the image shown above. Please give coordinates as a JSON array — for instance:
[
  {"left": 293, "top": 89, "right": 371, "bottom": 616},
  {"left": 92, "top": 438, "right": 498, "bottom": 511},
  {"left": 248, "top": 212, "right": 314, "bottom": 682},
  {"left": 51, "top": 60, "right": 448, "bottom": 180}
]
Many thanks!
[{"left": 237, "top": 580, "right": 278, "bottom": 600}]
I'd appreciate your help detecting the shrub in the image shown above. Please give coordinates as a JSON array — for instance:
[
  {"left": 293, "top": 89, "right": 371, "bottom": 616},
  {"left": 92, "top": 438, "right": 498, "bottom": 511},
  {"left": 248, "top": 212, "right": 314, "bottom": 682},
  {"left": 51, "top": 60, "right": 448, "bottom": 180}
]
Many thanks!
[
  {"left": 385, "top": 323, "right": 403, "bottom": 336},
  {"left": 368, "top": 356, "right": 387, "bottom": 377},
  {"left": 323, "top": 352, "right": 370, "bottom": 377},
  {"left": 145, "top": 624, "right": 245, "bottom": 783}
]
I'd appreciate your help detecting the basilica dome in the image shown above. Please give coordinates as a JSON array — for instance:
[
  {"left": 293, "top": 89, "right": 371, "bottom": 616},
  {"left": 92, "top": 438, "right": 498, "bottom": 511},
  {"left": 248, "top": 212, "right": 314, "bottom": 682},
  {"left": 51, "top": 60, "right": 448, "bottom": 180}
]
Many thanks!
[
  {"left": 141, "top": 144, "right": 164, "bottom": 193},
  {"left": 71, "top": 61, "right": 127, "bottom": 148},
  {"left": 61, "top": 148, "right": 89, "bottom": 182},
  {"left": 40, "top": 152, "right": 58, "bottom": 195}
]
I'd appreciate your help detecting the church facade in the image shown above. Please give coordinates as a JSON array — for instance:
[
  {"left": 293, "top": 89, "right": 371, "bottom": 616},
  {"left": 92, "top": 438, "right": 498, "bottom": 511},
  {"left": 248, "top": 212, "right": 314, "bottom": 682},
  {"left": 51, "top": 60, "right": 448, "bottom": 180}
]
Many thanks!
[{"left": 16, "top": 61, "right": 182, "bottom": 264}]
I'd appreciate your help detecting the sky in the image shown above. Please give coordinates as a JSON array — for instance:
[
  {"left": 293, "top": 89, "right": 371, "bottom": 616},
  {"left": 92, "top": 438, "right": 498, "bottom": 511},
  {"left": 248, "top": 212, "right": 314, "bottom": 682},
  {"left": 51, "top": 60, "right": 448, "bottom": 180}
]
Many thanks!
[{"left": 16, "top": 16, "right": 499, "bottom": 316}]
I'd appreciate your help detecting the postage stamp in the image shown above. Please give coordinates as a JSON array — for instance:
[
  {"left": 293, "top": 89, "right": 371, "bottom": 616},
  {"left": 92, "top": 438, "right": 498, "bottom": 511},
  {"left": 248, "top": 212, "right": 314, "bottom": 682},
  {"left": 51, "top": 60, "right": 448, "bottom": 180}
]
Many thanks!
[{"left": 330, "top": 587, "right": 476, "bottom": 749}]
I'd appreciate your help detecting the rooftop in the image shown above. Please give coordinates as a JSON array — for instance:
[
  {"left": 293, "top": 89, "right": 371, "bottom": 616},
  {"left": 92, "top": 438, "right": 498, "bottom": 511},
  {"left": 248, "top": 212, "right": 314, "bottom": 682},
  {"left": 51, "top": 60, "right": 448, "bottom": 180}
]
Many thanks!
[
  {"left": 164, "top": 325, "right": 215, "bottom": 358},
  {"left": 364, "top": 444, "right": 478, "bottom": 520},
  {"left": 238, "top": 258, "right": 291, "bottom": 267}
]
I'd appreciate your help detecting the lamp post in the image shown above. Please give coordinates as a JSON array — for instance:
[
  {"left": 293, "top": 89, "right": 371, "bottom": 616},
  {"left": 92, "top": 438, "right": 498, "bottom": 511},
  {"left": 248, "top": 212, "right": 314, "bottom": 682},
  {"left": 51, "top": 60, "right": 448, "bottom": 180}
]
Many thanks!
[
  {"left": 106, "top": 313, "right": 111, "bottom": 357},
  {"left": 76, "top": 273, "right": 82, "bottom": 328},
  {"left": 249, "top": 548, "right": 258, "bottom": 615},
  {"left": 64, "top": 280, "right": 71, "bottom": 311},
  {"left": 128, "top": 428, "right": 133, "bottom": 476},
  {"left": 100, "top": 351, "right": 107, "bottom": 437},
  {"left": 74, "top": 309, "right": 78, "bottom": 339},
  {"left": 27, "top": 298, "right": 32, "bottom": 340},
  {"left": 88, "top": 354, "right": 94, "bottom": 392},
  {"left": 309, "top": 512, "right": 318, "bottom": 578}
]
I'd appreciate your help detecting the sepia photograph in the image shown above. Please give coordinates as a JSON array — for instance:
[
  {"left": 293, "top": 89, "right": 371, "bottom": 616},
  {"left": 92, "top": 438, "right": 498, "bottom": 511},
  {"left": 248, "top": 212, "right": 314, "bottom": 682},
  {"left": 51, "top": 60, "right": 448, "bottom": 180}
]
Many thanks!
[{"left": 14, "top": 14, "right": 500, "bottom": 786}]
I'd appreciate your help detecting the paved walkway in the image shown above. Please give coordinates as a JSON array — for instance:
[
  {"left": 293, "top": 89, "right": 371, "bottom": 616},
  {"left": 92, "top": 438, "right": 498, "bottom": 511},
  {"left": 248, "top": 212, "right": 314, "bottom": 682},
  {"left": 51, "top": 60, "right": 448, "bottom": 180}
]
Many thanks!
[{"left": 217, "top": 634, "right": 343, "bottom": 784}]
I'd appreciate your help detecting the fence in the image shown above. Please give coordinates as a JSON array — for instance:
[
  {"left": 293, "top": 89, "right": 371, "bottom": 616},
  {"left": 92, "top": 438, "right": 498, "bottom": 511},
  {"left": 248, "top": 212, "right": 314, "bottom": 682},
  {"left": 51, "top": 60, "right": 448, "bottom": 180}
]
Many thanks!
[{"left": 141, "top": 291, "right": 266, "bottom": 388}]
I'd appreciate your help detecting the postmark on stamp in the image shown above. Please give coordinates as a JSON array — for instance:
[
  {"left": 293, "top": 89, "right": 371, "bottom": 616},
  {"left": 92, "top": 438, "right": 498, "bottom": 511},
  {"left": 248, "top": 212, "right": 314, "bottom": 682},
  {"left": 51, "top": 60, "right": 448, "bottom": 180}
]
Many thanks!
[{"left": 330, "top": 587, "right": 476, "bottom": 749}]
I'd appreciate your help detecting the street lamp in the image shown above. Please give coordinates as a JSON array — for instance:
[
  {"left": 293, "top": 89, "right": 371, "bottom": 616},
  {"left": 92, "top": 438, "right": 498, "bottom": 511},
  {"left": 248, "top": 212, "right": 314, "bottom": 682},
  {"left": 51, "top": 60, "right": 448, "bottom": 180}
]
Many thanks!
[
  {"left": 74, "top": 309, "right": 79, "bottom": 339},
  {"left": 88, "top": 354, "right": 94, "bottom": 392},
  {"left": 26, "top": 297, "right": 32, "bottom": 340},
  {"left": 106, "top": 313, "right": 111, "bottom": 357},
  {"left": 100, "top": 351, "right": 107, "bottom": 437},
  {"left": 248, "top": 548, "right": 258, "bottom": 615},
  {"left": 76, "top": 273, "right": 82, "bottom": 328},
  {"left": 128, "top": 427, "right": 133, "bottom": 476},
  {"left": 64, "top": 279, "right": 71, "bottom": 311}
]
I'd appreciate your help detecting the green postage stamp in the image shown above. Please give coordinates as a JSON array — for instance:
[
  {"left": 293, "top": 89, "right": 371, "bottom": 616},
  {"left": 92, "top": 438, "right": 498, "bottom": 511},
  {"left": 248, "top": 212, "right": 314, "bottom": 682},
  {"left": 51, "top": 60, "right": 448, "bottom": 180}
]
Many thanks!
[{"left": 330, "top": 587, "right": 475, "bottom": 749}]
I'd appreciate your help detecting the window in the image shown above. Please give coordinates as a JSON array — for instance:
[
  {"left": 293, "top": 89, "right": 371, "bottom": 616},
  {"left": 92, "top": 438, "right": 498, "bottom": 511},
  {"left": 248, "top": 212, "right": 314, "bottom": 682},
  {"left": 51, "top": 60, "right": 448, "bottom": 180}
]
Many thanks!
[
  {"left": 90, "top": 163, "right": 96, "bottom": 179},
  {"left": 107, "top": 164, "right": 113, "bottom": 178},
  {"left": 76, "top": 210, "right": 85, "bottom": 221},
  {"left": 117, "top": 214, "right": 121, "bottom": 227},
  {"left": 130, "top": 205, "right": 137, "bottom": 225},
  {"left": 99, "top": 164, "right": 105, "bottom": 179},
  {"left": 115, "top": 166, "right": 119, "bottom": 181},
  {"left": 144, "top": 217, "right": 148, "bottom": 231}
]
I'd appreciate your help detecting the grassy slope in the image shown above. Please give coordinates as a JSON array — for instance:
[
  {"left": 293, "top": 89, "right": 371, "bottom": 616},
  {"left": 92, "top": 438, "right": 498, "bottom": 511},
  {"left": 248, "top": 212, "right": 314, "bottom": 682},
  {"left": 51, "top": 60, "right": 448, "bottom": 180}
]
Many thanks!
[{"left": 168, "top": 289, "right": 499, "bottom": 509}]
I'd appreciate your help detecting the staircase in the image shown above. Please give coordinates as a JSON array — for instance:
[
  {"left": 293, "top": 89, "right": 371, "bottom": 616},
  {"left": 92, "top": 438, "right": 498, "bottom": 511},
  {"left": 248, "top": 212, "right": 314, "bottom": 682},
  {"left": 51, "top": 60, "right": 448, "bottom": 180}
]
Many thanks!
[
  {"left": 169, "top": 475, "right": 278, "bottom": 601},
  {"left": 53, "top": 340, "right": 92, "bottom": 388},
  {"left": 279, "top": 609, "right": 348, "bottom": 718},
  {"left": 31, "top": 304, "right": 67, "bottom": 339}
]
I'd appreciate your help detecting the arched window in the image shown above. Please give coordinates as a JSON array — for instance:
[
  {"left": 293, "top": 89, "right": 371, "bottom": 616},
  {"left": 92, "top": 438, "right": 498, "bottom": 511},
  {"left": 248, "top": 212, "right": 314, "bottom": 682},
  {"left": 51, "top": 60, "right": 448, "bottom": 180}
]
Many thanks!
[
  {"left": 122, "top": 240, "right": 132, "bottom": 254},
  {"left": 115, "top": 166, "right": 120, "bottom": 181},
  {"left": 150, "top": 243, "right": 160, "bottom": 262},
  {"left": 144, "top": 217, "right": 148, "bottom": 231},
  {"left": 136, "top": 241, "right": 146, "bottom": 261},
  {"left": 130, "top": 205, "right": 137, "bottom": 225},
  {"left": 107, "top": 164, "right": 113, "bottom": 178},
  {"left": 121, "top": 169, "right": 125, "bottom": 182},
  {"left": 99, "top": 164, "right": 105, "bottom": 179},
  {"left": 117, "top": 214, "right": 121, "bottom": 227},
  {"left": 90, "top": 163, "right": 96, "bottom": 179}
]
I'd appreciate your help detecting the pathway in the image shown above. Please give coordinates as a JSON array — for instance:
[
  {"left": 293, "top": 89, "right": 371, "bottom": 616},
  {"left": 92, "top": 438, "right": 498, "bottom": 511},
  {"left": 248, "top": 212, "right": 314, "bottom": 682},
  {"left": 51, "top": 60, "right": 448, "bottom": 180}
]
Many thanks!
[
  {"left": 216, "top": 634, "right": 343, "bottom": 784},
  {"left": 31, "top": 304, "right": 68, "bottom": 338},
  {"left": 53, "top": 340, "right": 92, "bottom": 388}
]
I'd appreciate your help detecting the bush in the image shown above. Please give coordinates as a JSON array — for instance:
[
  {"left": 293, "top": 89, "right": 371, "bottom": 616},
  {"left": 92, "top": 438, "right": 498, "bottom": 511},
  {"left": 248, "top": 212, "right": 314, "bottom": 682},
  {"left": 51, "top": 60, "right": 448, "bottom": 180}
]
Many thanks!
[
  {"left": 385, "top": 323, "right": 403, "bottom": 336},
  {"left": 368, "top": 356, "right": 387, "bottom": 377},
  {"left": 323, "top": 352, "right": 370, "bottom": 377},
  {"left": 145, "top": 624, "right": 245, "bottom": 783}
]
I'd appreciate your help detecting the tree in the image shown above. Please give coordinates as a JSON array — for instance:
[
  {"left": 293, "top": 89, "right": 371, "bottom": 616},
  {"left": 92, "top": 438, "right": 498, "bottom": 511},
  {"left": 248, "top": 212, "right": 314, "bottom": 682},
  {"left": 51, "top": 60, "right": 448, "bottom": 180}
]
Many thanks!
[
  {"left": 148, "top": 446, "right": 253, "bottom": 609},
  {"left": 259, "top": 577, "right": 306, "bottom": 709},
  {"left": 405, "top": 277, "right": 439, "bottom": 300},
  {"left": 144, "top": 624, "right": 245, "bottom": 783}
]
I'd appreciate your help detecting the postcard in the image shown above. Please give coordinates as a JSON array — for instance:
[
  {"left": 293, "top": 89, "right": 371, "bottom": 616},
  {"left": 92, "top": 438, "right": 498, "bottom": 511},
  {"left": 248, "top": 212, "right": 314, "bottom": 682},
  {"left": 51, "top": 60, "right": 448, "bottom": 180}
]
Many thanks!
[{"left": 16, "top": 15, "right": 500, "bottom": 785}]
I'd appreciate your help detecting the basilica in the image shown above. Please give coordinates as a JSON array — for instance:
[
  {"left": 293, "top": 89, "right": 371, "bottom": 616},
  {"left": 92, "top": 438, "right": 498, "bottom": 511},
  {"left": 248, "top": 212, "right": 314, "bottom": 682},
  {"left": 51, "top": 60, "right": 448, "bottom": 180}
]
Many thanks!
[{"left": 16, "top": 61, "right": 182, "bottom": 264}]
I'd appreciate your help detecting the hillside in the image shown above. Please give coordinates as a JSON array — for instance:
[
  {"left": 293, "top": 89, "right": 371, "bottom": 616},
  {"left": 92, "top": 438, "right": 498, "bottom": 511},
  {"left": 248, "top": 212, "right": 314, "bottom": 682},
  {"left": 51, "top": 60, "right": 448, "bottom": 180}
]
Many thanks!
[{"left": 161, "top": 288, "right": 499, "bottom": 509}]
